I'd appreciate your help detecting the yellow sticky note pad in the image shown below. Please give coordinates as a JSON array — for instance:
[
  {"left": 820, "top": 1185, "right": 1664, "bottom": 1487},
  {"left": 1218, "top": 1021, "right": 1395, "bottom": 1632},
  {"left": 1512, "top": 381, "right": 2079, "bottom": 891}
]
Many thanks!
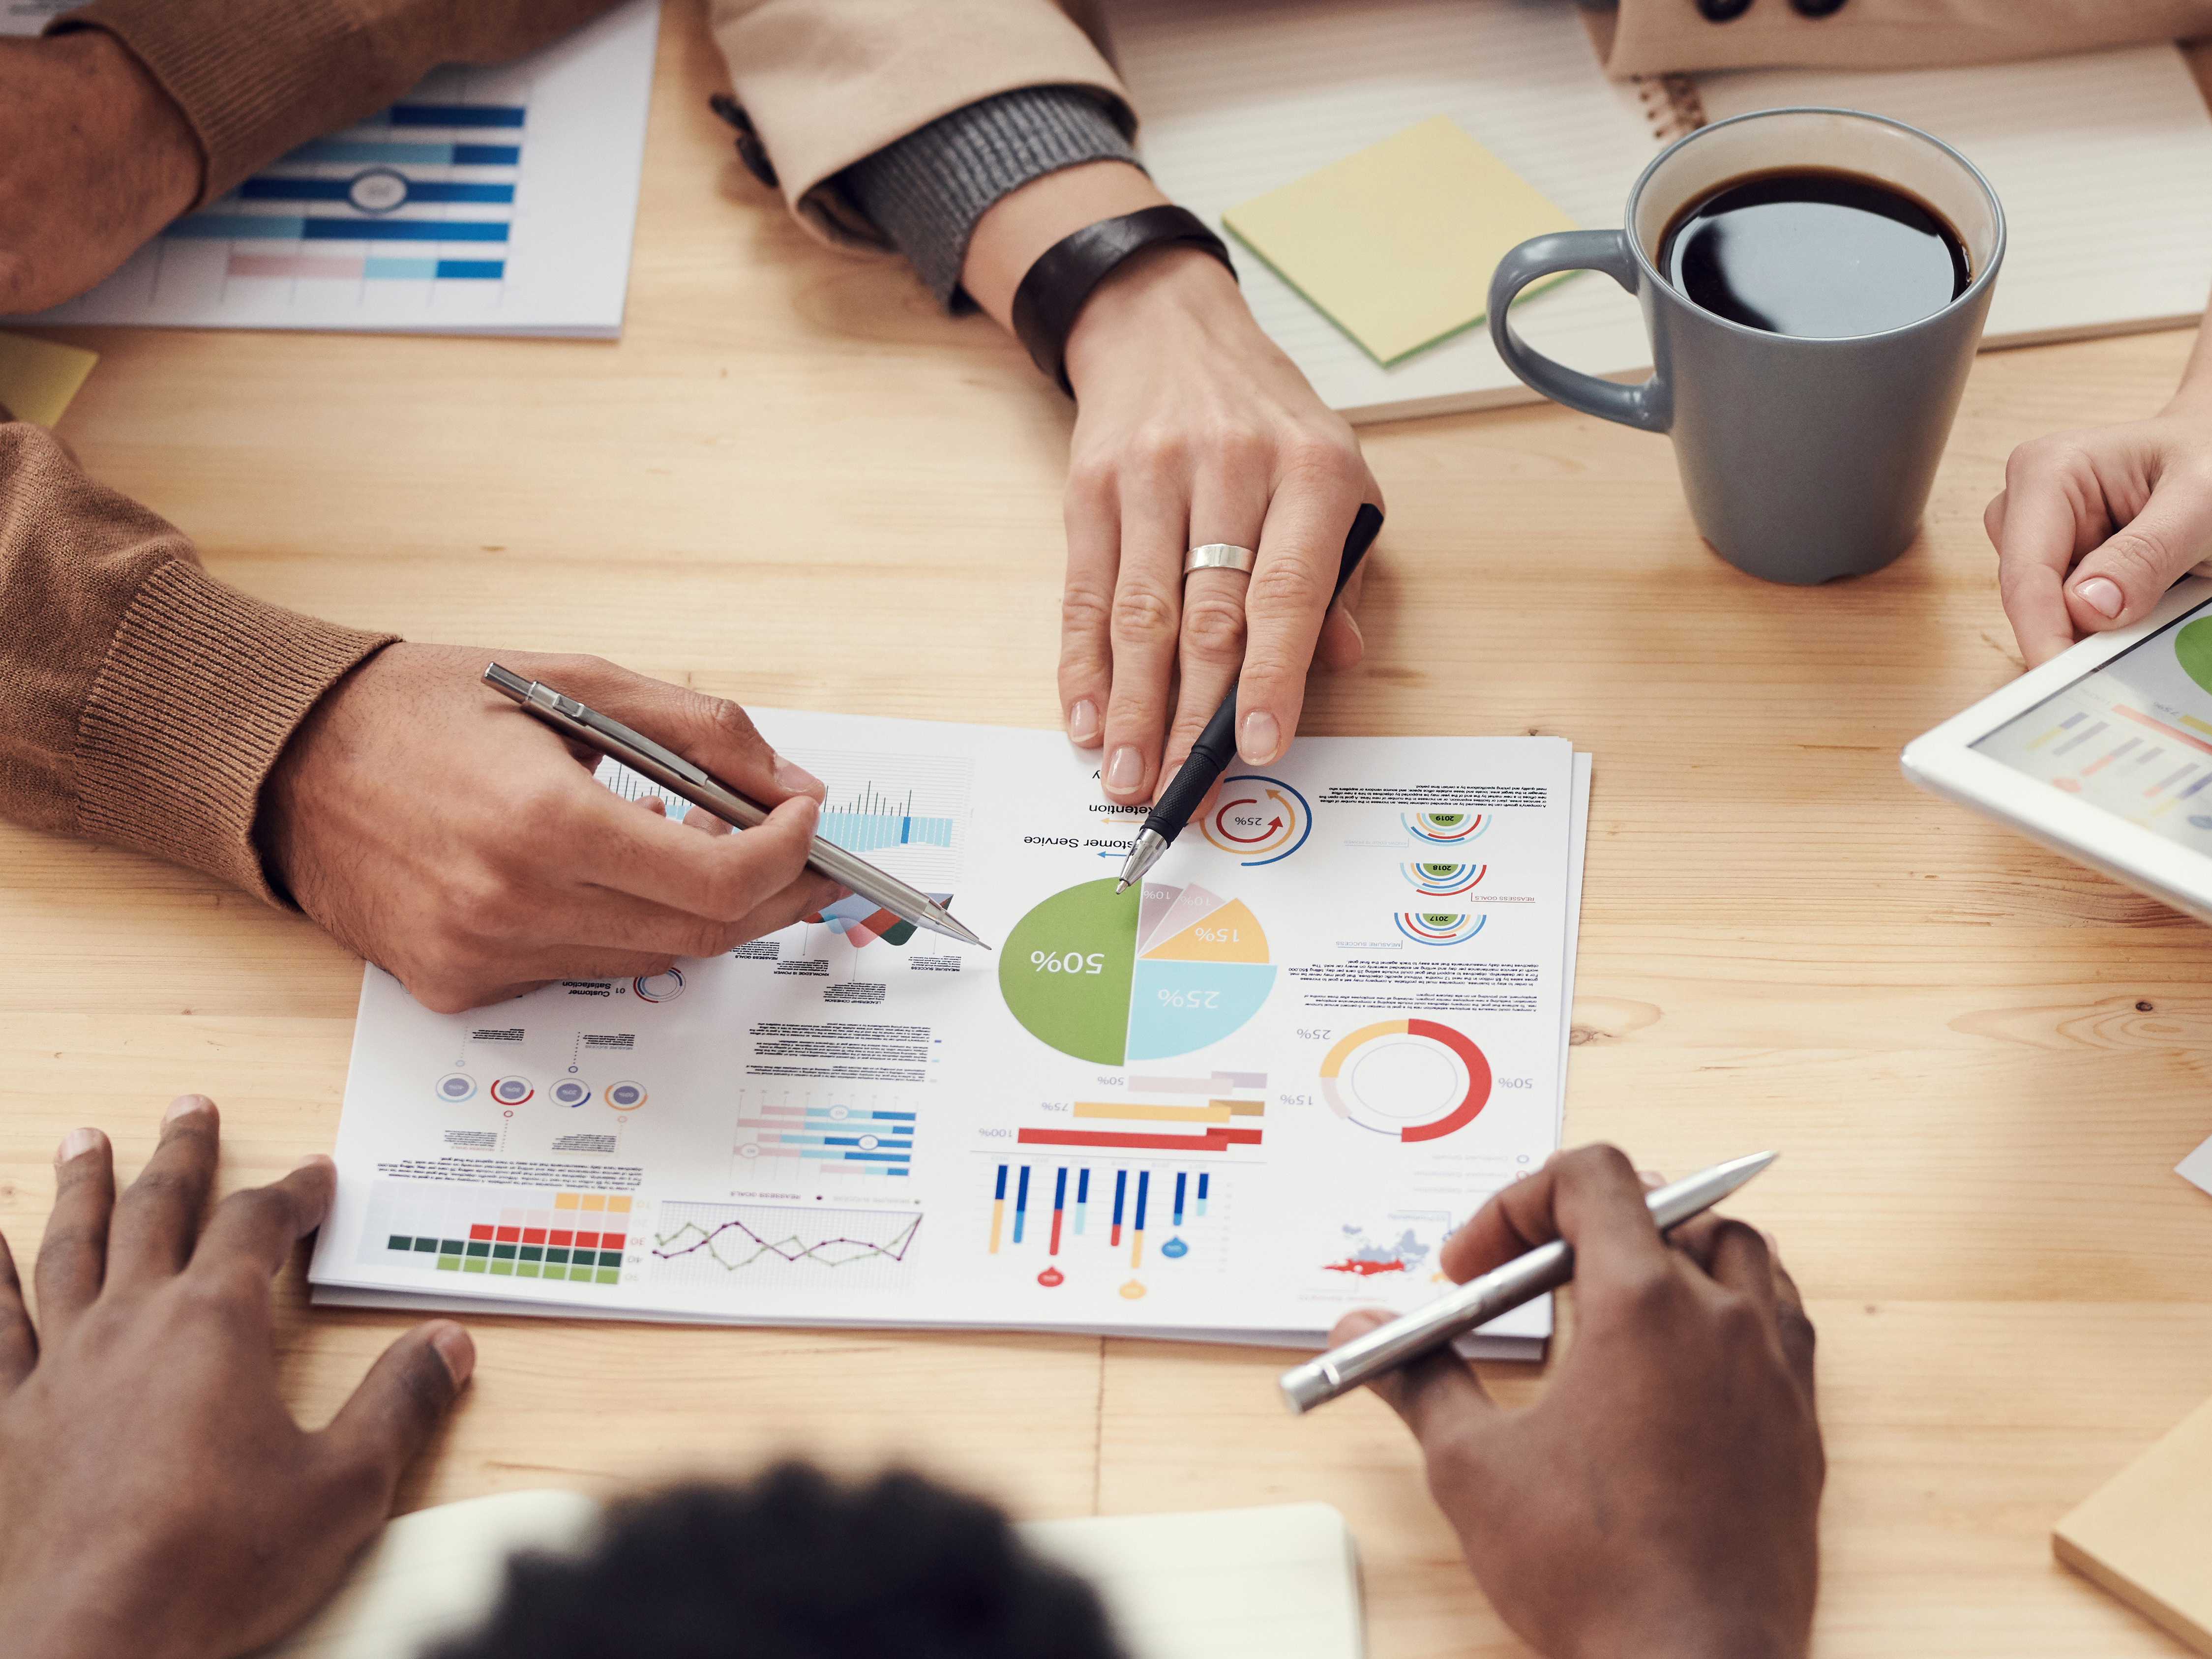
[
  {"left": 0, "top": 331, "right": 98, "bottom": 427},
  {"left": 1224, "top": 117, "right": 1579, "bottom": 366}
]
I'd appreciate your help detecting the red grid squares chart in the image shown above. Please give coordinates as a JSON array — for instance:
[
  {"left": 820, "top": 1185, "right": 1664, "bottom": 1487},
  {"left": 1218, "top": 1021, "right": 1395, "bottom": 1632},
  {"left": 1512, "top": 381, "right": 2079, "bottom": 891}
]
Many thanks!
[{"left": 359, "top": 1182, "right": 636, "bottom": 1285}]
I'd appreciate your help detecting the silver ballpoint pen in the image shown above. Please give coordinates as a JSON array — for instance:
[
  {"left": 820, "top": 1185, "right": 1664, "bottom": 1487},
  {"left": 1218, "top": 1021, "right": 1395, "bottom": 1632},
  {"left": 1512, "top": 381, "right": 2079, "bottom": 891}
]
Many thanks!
[
  {"left": 1278, "top": 1150, "right": 1778, "bottom": 1414},
  {"left": 483, "top": 663, "right": 988, "bottom": 951}
]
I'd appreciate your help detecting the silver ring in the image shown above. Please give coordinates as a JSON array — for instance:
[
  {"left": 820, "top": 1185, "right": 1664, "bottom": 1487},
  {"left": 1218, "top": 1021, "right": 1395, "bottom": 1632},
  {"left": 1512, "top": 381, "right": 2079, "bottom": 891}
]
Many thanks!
[{"left": 1184, "top": 543, "right": 1257, "bottom": 578}]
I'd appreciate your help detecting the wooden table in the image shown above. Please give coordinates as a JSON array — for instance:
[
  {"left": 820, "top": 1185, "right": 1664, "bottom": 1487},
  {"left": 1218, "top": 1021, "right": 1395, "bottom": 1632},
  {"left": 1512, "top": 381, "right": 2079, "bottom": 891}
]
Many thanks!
[{"left": 5, "top": 6, "right": 2211, "bottom": 1654}]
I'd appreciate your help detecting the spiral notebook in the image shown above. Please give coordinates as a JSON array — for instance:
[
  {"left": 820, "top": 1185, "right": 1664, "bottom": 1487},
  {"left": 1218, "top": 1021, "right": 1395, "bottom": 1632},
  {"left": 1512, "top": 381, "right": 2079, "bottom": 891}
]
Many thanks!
[{"left": 1101, "top": 0, "right": 2212, "bottom": 423}]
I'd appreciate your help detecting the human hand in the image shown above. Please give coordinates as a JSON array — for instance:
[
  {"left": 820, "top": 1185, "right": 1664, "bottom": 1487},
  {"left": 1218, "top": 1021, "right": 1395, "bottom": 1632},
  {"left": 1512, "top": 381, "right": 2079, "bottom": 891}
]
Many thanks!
[
  {"left": 1059, "top": 248, "right": 1380, "bottom": 806},
  {"left": 960, "top": 162, "right": 1380, "bottom": 809},
  {"left": 1987, "top": 407, "right": 2212, "bottom": 667},
  {"left": 0, "top": 1096, "right": 474, "bottom": 1659},
  {"left": 258, "top": 644, "right": 842, "bottom": 1013},
  {"left": 1330, "top": 1146, "right": 1823, "bottom": 1659},
  {"left": 0, "top": 30, "right": 200, "bottom": 316}
]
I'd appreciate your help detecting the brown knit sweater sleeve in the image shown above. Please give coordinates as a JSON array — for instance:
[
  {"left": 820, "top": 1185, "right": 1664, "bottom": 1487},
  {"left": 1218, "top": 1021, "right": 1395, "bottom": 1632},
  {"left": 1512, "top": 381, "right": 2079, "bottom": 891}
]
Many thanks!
[
  {"left": 51, "top": 0, "right": 624, "bottom": 206},
  {"left": 0, "top": 425, "right": 394, "bottom": 901}
]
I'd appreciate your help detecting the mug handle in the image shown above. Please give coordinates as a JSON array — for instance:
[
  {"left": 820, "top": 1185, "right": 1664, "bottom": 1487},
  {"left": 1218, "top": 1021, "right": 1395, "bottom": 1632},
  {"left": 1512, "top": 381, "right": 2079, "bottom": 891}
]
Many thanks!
[{"left": 1488, "top": 230, "right": 1671, "bottom": 434}]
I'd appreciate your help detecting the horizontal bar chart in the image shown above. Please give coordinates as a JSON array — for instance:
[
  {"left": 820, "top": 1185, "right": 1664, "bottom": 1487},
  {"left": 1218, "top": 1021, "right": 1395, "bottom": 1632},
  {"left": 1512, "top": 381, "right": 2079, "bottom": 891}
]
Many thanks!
[
  {"left": 240, "top": 178, "right": 514, "bottom": 206},
  {"left": 1018, "top": 1125, "right": 1261, "bottom": 1152},
  {"left": 287, "top": 139, "right": 520, "bottom": 167},
  {"left": 1073, "top": 1098, "right": 1265, "bottom": 1122},
  {"left": 227, "top": 255, "right": 506, "bottom": 282},
  {"left": 171, "top": 216, "right": 509, "bottom": 243},
  {"left": 391, "top": 103, "right": 527, "bottom": 127}
]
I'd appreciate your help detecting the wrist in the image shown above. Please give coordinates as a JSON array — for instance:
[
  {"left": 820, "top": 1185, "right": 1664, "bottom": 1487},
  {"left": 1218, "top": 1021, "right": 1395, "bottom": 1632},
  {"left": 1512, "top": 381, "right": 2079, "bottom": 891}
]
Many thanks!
[
  {"left": 52, "top": 30, "right": 201, "bottom": 212},
  {"left": 1062, "top": 244, "right": 1246, "bottom": 396}
]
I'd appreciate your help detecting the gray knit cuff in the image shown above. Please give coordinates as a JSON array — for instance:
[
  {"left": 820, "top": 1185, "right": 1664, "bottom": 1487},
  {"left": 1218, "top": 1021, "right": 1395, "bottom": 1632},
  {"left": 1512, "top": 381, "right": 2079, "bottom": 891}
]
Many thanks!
[{"left": 839, "top": 85, "right": 1142, "bottom": 312}]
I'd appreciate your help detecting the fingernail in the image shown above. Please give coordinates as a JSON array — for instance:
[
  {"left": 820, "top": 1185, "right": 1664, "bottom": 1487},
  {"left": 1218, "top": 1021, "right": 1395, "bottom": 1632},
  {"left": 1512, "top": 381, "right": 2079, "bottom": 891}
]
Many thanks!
[
  {"left": 773, "top": 754, "right": 824, "bottom": 796},
  {"left": 291, "top": 1153, "right": 334, "bottom": 1174},
  {"left": 56, "top": 1127, "right": 101, "bottom": 1165},
  {"left": 1761, "top": 1228, "right": 1781, "bottom": 1254},
  {"left": 1105, "top": 745, "right": 1144, "bottom": 792},
  {"left": 429, "top": 1322, "right": 477, "bottom": 1388},
  {"left": 163, "top": 1094, "right": 213, "bottom": 1123},
  {"left": 2075, "top": 575, "right": 2123, "bottom": 618},
  {"left": 1639, "top": 1168, "right": 1666, "bottom": 1189},
  {"left": 1068, "top": 699, "right": 1101, "bottom": 745},
  {"left": 1239, "top": 710, "right": 1281, "bottom": 764}
]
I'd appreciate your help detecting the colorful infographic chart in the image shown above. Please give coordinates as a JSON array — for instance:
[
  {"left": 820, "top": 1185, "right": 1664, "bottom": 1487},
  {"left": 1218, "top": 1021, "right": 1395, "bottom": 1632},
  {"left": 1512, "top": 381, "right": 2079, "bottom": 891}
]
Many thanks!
[
  {"left": 649, "top": 1200, "right": 920, "bottom": 1295},
  {"left": 1319, "top": 1019, "right": 1491, "bottom": 1142},
  {"left": 1974, "top": 596, "right": 2212, "bottom": 845},
  {"left": 1000, "top": 880, "right": 1277, "bottom": 1064},
  {"left": 358, "top": 1181, "right": 632, "bottom": 1285},
  {"left": 985, "top": 1158, "right": 1223, "bottom": 1297}
]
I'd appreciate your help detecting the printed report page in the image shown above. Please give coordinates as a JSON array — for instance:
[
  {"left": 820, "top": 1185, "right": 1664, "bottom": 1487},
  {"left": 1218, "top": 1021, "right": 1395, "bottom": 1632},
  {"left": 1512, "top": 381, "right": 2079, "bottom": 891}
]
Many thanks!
[{"left": 311, "top": 713, "right": 1574, "bottom": 1347}]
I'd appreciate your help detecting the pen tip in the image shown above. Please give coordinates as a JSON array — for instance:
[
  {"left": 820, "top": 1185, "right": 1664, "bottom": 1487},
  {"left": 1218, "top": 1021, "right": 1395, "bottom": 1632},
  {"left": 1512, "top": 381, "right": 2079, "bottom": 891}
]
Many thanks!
[{"left": 1114, "top": 878, "right": 1131, "bottom": 894}]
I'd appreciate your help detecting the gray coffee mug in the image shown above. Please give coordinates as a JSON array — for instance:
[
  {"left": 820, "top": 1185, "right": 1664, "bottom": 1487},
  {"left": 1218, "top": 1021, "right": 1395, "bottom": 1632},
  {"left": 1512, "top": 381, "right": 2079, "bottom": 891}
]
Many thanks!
[{"left": 1488, "top": 108, "right": 2005, "bottom": 585}]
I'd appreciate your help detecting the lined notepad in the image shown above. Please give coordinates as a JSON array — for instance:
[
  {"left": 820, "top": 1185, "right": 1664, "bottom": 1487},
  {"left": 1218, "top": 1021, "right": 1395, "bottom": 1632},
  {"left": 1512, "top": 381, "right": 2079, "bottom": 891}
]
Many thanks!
[
  {"left": 258, "top": 1491, "right": 1365, "bottom": 1659},
  {"left": 1102, "top": 0, "right": 2212, "bottom": 423}
]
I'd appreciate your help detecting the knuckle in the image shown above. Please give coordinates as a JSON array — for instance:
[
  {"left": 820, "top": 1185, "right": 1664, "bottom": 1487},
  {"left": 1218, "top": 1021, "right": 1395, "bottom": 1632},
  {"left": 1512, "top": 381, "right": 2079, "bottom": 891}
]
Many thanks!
[
  {"left": 1614, "top": 1260, "right": 1687, "bottom": 1323},
  {"left": 1204, "top": 419, "right": 1271, "bottom": 475},
  {"left": 2097, "top": 525, "right": 2180, "bottom": 587},
  {"left": 443, "top": 873, "right": 522, "bottom": 945},
  {"left": 1128, "top": 426, "right": 1192, "bottom": 479},
  {"left": 1060, "top": 581, "right": 1114, "bottom": 642},
  {"left": 1776, "top": 1301, "right": 1819, "bottom": 1356},
  {"left": 1110, "top": 584, "right": 1179, "bottom": 644},
  {"left": 1246, "top": 558, "right": 1323, "bottom": 618},
  {"left": 1180, "top": 593, "right": 1248, "bottom": 660}
]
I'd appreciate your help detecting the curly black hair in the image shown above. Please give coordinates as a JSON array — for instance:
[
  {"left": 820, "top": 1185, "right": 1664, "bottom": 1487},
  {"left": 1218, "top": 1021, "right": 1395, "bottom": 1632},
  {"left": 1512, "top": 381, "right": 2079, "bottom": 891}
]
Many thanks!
[{"left": 433, "top": 1463, "right": 1128, "bottom": 1659}]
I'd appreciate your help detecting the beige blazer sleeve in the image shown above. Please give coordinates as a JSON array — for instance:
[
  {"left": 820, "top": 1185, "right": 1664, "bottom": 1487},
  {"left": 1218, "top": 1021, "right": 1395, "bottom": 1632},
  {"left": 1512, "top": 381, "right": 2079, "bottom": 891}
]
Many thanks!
[
  {"left": 1588, "top": 0, "right": 2212, "bottom": 78},
  {"left": 708, "top": 0, "right": 1135, "bottom": 248}
]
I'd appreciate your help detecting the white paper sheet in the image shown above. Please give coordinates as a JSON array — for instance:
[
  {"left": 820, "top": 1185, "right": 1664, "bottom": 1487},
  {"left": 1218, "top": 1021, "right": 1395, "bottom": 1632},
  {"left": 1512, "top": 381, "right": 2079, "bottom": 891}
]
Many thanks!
[
  {"left": 310, "top": 715, "right": 1581, "bottom": 1356},
  {"left": 2178, "top": 1132, "right": 2212, "bottom": 1200},
  {"left": 8, "top": 1, "right": 658, "bottom": 337}
]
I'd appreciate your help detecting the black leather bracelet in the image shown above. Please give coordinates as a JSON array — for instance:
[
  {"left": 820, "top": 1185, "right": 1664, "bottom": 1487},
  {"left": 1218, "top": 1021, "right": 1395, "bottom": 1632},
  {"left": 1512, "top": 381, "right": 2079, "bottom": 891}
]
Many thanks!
[{"left": 1010, "top": 206, "right": 1237, "bottom": 396}]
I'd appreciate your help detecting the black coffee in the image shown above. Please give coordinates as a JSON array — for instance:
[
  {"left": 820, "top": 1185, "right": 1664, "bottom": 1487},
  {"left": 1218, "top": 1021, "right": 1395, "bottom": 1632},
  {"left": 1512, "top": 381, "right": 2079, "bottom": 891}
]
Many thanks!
[{"left": 1658, "top": 167, "right": 1970, "bottom": 339}]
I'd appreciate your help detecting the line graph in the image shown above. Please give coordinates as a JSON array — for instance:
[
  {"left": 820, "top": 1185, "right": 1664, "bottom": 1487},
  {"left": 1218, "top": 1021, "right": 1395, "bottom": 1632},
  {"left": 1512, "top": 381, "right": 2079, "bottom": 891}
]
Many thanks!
[{"left": 648, "top": 1200, "right": 920, "bottom": 1294}]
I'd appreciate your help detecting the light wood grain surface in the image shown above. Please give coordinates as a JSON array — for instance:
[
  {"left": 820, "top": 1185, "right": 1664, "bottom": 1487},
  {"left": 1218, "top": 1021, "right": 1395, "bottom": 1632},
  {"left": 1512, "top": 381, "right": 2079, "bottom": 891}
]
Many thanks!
[{"left": 4, "top": 4, "right": 2211, "bottom": 1654}]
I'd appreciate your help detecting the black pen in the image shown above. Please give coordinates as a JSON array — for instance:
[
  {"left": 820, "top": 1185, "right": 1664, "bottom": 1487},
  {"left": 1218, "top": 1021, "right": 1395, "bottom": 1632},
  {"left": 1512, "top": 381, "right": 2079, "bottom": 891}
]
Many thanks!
[{"left": 1115, "top": 502, "right": 1383, "bottom": 892}]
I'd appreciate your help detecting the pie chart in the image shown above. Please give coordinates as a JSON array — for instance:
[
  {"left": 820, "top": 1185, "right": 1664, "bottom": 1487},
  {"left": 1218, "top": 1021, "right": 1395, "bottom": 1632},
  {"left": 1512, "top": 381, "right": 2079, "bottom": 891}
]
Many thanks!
[
  {"left": 1000, "top": 879, "right": 1277, "bottom": 1065},
  {"left": 1320, "top": 1019, "right": 1490, "bottom": 1142}
]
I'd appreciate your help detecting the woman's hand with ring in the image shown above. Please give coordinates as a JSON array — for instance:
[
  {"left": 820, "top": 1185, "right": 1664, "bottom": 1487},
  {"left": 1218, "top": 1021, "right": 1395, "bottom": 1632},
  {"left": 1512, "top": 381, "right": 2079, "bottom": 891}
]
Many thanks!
[{"left": 1057, "top": 243, "right": 1379, "bottom": 806}]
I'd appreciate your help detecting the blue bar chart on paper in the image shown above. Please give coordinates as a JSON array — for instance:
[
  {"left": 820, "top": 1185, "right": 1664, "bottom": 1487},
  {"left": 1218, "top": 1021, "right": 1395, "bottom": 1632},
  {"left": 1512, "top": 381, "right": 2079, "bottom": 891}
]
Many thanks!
[
  {"left": 985, "top": 1156, "right": 1226, "bottom": 1298},
  {"left": 733, "top": 1088, "right": 918, "bottom": 1180},
  {"left": 8, "top": 1, "right": 658, "bottom": 336}
]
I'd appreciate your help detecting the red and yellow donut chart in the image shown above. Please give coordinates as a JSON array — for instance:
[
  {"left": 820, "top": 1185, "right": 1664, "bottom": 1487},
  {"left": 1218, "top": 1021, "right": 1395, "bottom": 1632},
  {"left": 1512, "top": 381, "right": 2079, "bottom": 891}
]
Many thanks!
[{"left": 1318, "top": 1018, "right": 1491, "bottom": 1143}]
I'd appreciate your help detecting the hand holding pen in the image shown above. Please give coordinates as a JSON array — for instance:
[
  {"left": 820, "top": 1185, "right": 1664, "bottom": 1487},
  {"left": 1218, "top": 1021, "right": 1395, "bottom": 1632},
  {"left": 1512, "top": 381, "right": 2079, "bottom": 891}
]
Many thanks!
[
  {"left": 1119, "top": 503, "right": 1384, "bottom": 891},
  {"left": 260, "top": 645, "right": 845, "bottom": 1015},
  {"left": 1324, "top": 1146, "right": 1823, "bottom": 1659}
]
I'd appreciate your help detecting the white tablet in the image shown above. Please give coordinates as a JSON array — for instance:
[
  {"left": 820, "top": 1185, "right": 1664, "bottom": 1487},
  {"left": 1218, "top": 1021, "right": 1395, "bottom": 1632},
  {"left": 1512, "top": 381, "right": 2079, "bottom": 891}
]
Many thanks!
[{"left": 1902, "top": 576, "right": 2212, "bottom": 926}]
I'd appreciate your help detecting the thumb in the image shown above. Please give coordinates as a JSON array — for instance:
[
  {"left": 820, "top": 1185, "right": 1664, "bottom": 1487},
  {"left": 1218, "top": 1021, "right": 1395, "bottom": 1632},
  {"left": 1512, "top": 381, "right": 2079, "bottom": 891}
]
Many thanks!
[
  {"left": 319, "top": 1320, "right": 474, "bottom": 1504},
  {"left": 1330, "top": 1308, "right": 1498, "bottom": 1447},
  {"left": 566, "top": 660, "right": 827, "bottom": 807},
  {"left": 2062, "top": 474, "right": 2212, "bottom": 636}
]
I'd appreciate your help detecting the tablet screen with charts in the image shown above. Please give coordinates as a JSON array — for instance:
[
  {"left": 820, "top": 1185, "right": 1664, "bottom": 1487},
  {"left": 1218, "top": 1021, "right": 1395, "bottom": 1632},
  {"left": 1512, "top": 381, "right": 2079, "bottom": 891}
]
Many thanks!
[
  {"left": 1902, "top": 577, "right": 2212, "bottom": 926},
  {"left": 1971, "top": 598, "right": 2212, "bottom": 842}
]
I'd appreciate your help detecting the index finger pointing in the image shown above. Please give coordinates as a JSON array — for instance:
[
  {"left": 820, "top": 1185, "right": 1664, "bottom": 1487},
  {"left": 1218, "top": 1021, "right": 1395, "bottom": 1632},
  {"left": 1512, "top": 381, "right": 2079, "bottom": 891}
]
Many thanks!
[{"left": 1234, "top": 464, "right": 1368, "bottom": 765}]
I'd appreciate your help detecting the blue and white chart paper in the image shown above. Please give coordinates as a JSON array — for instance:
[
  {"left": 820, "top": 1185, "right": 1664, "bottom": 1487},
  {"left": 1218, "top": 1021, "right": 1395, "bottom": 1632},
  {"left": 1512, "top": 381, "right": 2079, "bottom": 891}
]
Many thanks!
[{"left": 9, "top": 1, "right": 658, "bottom": 338}]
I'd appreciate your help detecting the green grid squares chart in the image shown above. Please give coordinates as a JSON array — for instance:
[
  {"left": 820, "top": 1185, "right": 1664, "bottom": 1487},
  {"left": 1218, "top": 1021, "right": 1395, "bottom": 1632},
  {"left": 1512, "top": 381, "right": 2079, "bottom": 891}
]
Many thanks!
[{"left": 366, "top": 1183, "right": 631, "bottom": 1285}]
